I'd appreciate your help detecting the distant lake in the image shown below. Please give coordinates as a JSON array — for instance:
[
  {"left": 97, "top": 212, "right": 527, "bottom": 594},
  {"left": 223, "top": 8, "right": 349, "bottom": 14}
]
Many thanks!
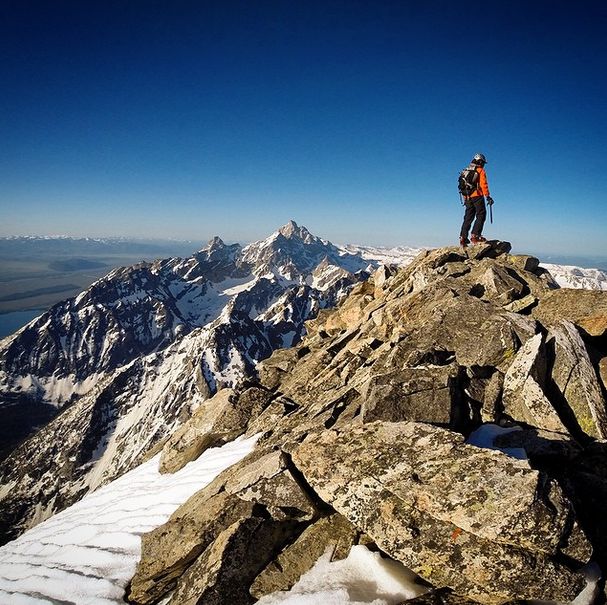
[{"left": 0, "top": 310, "right": 43, "bottom": 339}]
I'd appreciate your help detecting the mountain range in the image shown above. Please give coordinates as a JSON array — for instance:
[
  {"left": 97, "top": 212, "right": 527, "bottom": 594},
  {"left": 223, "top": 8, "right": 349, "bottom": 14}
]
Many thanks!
[{"left": 0, "top": 221, "right": 420, "bottom": 543}]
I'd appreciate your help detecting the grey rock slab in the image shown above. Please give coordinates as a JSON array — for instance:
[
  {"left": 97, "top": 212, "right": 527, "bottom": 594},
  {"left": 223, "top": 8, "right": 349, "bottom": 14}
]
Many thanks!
[
  {"left": 159, "top": 387, "right": 271, "bottom": 474},
  {"left": 548, "top": 320, "right": 607, "bottom": 439},
  {"left": 223, "top": 449, "right": 317, "bottom": 521},
  {"left": 250, "top": 513, "right": 360, "bottom": 599},
  {"left": 472, "top": 264, "right": 526, "bottom": 303},
  {"left": 503, "top": 294, "right": 537, "bottom": 314},
  {"left": 502, "top": 333, "right": 568, "bottom": 433},
  {"left": 128, "top": 491, "right": 257, "bottom": 604},
  {"left": 534, "top": 289, "right": 607, "bottom": 337},
  {"left": 506, "top": 255, "right": 540, "bottom": 274},
  {"left": 291, "top": 421, "right": 590, "bottom": 604},
  {"left": 168, "top": 516, "right": 300, "bottom": 605},
  {"left": 361, "top": 365, "right": 463, "bottom": 426}
]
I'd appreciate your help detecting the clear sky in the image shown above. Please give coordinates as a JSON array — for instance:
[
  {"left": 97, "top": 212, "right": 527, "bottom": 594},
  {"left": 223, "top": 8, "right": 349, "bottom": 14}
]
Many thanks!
[{"left": 1, "top": 0, "right": 606, "bottom": 257}]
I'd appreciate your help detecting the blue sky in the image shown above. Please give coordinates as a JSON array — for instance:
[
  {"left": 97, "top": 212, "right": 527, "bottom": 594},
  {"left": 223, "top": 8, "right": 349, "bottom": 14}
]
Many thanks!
[{"left": 1, "top": 0, "right": 606, "bottom": 257}]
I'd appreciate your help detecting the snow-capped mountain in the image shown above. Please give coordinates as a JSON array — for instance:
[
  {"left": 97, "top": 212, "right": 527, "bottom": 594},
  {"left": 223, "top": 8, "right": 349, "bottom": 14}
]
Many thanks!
[
  {"left": 0, "top": 221, "right": 416, "bottom": 544},
  {"left": 540, "top": 263, "right": 607, "bottom": 290}
]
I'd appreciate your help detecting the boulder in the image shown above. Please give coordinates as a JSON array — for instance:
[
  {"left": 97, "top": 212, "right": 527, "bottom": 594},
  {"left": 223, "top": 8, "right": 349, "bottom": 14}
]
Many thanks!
[
  {"left": 503, "top": 293, "right": 537, "bottom": 313},
  {"left": 250, "top": 513, "right": 360, "bottom": 599},
  {"left": 128, "top": 491, "right": 257, "bottom": 604},
  {"left": 468, "top": 263, "right": 526, "bottom": 303},
  {"left": 501, "top": 333, "right": 568, "bottom": 433},
  {"left": 507, "top": 254, "right": 540, "bottom": 274},
  {"left": 168, "top": 515, "right": 300, "bottom": 605},
  {"left": 223, "top": 449, "right": 317, "bottom": 521},
  {"left": 159, "top": 387, "right": 273, "bottom": 474},
  {"left": 129, "top": 446, "right": 317, "bottom": 604},
  {"left": 361, "top": 364, "right": 464, "bottom": 426},
  {"left": 257, "top": 349, "right": 301, "bottom": 389},
  {"left": 465, "top": 240, "right": 512, "bottom": 261},
  {"left": 451, "top": 312, "right": 529, "bottom": 370},
  {"left": 373, "top": 264, "right": 399, "bottom": 296},
  {"left": 291, "top": 421, "right": 590, "bottom": 604},
  {"left": 534, "top": 289, "right": 607, "bottom": 336},
  {"left": 547, "top": 321, "right": 607, "bottom": 439}
]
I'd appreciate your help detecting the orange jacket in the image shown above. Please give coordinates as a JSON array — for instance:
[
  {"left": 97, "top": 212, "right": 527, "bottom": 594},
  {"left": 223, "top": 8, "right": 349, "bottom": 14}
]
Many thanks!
[{"left": 466, "top": 166, "right": 490, "bottom": 199}]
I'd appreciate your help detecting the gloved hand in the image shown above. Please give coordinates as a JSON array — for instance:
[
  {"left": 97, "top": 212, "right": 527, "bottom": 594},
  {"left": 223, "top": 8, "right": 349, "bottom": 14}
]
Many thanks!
[{"left": 486, "top": 196, "right": 494, "bottom": 205}]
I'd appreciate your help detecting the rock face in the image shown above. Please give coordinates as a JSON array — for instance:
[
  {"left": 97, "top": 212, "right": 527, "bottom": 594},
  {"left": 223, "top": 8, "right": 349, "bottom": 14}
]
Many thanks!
[
  {"left": 126, "top": 241, "right": 607, "bottom": 605},
  {"left": 292, "top": 422, "right": 589, "bottom": 604},
  {"left": 502, "top": 333, "right": 568, "bottom": 432},
  {"left": 547, "top": 320, "right": 607, "bottom": 439}
]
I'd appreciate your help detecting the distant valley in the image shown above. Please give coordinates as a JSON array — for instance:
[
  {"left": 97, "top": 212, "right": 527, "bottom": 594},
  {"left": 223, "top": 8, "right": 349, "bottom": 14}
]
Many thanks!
[{"left": 0, "top": 237, "right": 202, "bottom": 337}]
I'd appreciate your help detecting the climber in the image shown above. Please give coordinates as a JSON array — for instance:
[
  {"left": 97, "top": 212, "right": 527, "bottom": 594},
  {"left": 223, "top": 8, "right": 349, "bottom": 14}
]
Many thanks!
[{"left": 458, "top": 153, "right": 494, "bottom": 247}]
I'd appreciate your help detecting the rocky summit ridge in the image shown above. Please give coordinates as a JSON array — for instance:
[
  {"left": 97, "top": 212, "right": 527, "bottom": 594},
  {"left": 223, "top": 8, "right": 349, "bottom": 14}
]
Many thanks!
[{"left": 125, "top": 240, "right": 607, "bottom": 605}]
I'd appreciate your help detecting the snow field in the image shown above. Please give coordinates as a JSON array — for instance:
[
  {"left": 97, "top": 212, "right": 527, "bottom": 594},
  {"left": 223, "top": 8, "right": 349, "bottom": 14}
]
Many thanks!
[{"left": 0, "top": 435, "right": 259, "bottom": 604}]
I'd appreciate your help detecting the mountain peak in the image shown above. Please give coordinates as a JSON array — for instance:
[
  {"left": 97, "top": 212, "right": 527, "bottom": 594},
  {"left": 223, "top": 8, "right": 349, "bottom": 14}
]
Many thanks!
[
  {"left": 205, "top": 236, "right": 226, "bottom": 251},
  {"left": 277, "top": 220, "right": 314, "bottom": 242}
]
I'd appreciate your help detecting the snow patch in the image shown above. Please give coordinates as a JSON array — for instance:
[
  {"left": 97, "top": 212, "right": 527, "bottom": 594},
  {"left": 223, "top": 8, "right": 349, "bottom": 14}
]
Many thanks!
[
  {"left": 258, "top": 544, "right": 428, "bottom": 605},
  {"left": 466, "top": 424, "right": 528, "bottom": 460}
]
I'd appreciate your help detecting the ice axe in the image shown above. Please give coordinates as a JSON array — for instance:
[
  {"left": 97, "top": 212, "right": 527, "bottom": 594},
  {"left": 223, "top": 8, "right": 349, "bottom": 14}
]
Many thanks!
[{"left": 487, "top": 196, "right": 494, "bottom": 224}]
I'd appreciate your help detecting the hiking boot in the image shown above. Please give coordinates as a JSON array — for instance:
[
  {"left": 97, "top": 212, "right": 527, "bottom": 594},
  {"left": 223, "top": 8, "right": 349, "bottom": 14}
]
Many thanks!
[
  {"left": 459, "top": 236, "right": 470, "bottom": 247},
  {"left": 470, "top": 234, "right": 487, "bottom": 245}
]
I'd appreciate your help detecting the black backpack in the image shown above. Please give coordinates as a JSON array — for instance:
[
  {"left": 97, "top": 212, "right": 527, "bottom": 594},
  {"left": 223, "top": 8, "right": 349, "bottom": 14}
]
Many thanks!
[{"left": 458, "top": 165, "right": 480, "bottom": 198}]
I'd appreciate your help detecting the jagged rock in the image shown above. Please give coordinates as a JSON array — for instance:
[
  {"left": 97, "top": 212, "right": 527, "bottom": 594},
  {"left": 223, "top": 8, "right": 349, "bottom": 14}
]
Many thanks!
[
  {"left": 222, "top": 449, "right": 317, "bottom": 521},
  {"left": 128, "top": 491, "right": 257, "bottom": 604},
  {"left": 451, "top": 311, "right": 532, "bottom": 370},
  {"left": 244, "top": 396, "right": 299, "bottom": 438},
  {"left": 250, "top": 513, "right": 360, "bottom": 599},
  {"left": 257, "top": 349, "right": 301, "bottom": 390},
  {"left": 168, "top": 515, "right": 300, "bottom": 605},
  {"left": 159, "top": 387, "right": 273, "bottom": 474},
  {"left": 547, "top": 321, "right": 607, "bottom": 439},
  {"left": 479, "top": 370, "right": 503, "bottom": 423},
  {"left": 373, "top": 264, "right": 399, "bottom": 296},
  {"left": 534, "top": 266, "right": 561, "bottom": 289},
  {"left": 469, "top": 263, "right": 526, "bottom": 303},
  {"left": 503, "top": 293, "right": 537, "bottom": 313},
  {"left": 401, "top": 587, "right": 482, "bottom": 605},
  {"left": 437, "top": 261, "right": 471, "bottom": 279},
  {"left": 291, "top": 421, "right": 590, "bottom": 604},
  {"left": 507, "top": 254, "right": 540, "bottom": 274},
  {"left": 502, "top": 333, "right": 568, "bottom": 433},
  {"left": 465, "top": 240, "right": 512, "bottom": 261},
  {"left": 534, "top": 289, "right": 607, "bottom": 336},
  {"left": 493, "top": 428, "right": 583, "bottom": 463},
  {"left": 130, "top": 447, "right": 317, "bottom": 604},
  {"left": 361, "top": 364, "right": 465, "bottom": 426}
]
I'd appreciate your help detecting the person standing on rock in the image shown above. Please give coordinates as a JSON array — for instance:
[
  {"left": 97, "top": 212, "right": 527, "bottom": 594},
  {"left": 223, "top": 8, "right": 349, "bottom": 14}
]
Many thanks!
[{"left": 459, "top": 153, "right": 494, "bottom": 247}]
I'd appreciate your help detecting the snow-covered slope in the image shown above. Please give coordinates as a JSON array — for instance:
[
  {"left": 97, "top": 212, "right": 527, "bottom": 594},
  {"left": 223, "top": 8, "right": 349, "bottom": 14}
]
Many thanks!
[
  {"left": 0, "top": 436, "right": 258, "bottom": 604},
  {"left": 540, "top": 263, "right": 607, "bottom": 290}
]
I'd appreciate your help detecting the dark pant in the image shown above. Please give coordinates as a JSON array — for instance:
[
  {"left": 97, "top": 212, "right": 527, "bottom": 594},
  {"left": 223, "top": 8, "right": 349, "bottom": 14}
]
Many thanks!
[{"left": 460, "top": 196, "right": 486, "bottom": 238}]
